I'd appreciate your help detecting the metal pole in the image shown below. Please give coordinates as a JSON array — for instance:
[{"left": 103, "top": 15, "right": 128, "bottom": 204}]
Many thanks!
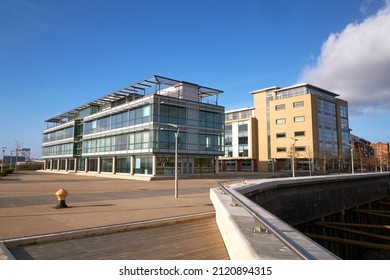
[
  {"left": 350, "top": 147, "right": 354, "bottom": 174},
  {"left": 9, "top": 151, "right": 13, "bottom": 169},
  {"left": 290, "top": 138, "right": 297, "bottom": 178},
  {"left": 174, "top": 128, "right": 179, "bottom": 198},
  {"left": 1, "top": 147, "right": 6, "bottom": 173},
  {"left": 292, "top": 143, "right": 295, "bottom": 178}
]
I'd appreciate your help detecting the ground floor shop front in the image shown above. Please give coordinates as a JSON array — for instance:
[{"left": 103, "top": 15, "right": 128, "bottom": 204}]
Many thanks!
[{"left": 42, "top": 154, "right": 219, "bottom": 178}]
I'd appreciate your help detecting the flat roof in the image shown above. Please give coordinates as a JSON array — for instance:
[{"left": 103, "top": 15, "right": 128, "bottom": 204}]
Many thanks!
[
  {"left": 45, "top": 75, "right": 223, "bottom": 123},
  {"left": 225, "top": 107, "right": 254, "bottom": 114},
  {"left": 249, "top": 86, "right": 280, "bottom": 94},
  {"left": 276, "top": 83, "right": 339, "bottom": 97},
  {"left": 250, "top": 83, "right": 339, "bottom": 97}
]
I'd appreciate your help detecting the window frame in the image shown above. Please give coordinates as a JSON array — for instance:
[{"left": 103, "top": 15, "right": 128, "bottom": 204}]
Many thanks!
[{"left": 294, "top": 116, "right": 305, "bottom": 123}]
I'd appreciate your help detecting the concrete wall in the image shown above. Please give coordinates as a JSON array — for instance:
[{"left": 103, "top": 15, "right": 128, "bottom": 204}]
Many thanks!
[
  {"left": 242, "top": 173, "right": 390, "bottom": 226},
  {"left": 211, "top": 173, "right": 390, "bottom": 260},
  {"left": 210, "top": 180, "right": 340, "bottom": 260}
]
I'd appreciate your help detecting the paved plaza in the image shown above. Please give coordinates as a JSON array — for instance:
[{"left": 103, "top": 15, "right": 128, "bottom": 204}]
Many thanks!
[
  {"left": 0, "top": 171, "right": 282, "bottom": 259},
  {"left": 0, "top": 171, "right": 225, "bottom": 240},
  {"left": 0, "top": 170, "right": 266, "bottom": 260}
]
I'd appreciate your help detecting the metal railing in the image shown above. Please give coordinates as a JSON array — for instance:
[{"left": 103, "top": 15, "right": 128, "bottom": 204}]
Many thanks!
[{"left": 217, "top": 181, "right": 317, "bottom": 260}]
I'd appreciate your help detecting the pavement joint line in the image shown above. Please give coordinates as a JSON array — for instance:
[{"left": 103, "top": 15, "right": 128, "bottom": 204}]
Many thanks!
[{"left": 1, "top": 211, "right": 216, "bottom": 248}]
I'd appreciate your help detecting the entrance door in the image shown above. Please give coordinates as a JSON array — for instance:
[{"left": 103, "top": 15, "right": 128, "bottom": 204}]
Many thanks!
[{"left": 182, "top": 158, "right": 194, "bottom": 174}]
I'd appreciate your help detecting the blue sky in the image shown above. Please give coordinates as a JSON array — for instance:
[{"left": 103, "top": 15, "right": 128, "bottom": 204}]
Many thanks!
[{"left": 0, "top": 0, "right": 389, "bottom": 159}]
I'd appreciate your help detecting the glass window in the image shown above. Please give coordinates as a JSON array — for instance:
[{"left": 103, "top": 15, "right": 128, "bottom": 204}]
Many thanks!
[
  {"left": 239, "top": 136, "right": 248, "bottom": 144},
  {"left": 295, "top": 146, "right": 306, "bottom": 152},
  {"left": 241, "top": 160, "right": 252, "bottom": 171},
  {"left": 97, "top": 116, "right": 110, "bottom": 132},
  {"left": 134, "top": 156, "right": 153, "bottom": 175},
  {"left": 199, "top": 110, "right": 222, "bottom": 129},
  {"left": 277, "top": 147, "right": 286, "bottom": 152},
  {"left": 238, "top": 122, "right": 248, "bottom": 135},
  {"left": 224, "top": 146, "right": 233, "bottom": 157},
  {"left": 42, "top": 143, "right": 74, "bottom": 157},
  {"left": 276, "top": 133, "right": 286, "bottom": 138},
  {"left": 129, "top": 110, "right": 136, "bottom": 125},
  {"left": 239, "top": 145, "right": 248, "bottom": 156},
  {"left": 293, "top": 101, "right": 304, "bottom": 108},
  {"left": 199, "top": 134, "right": 221, "bottom": 152},
  {"left": 84, "top": 120, "right": 97, "bottom": 135},
  {"left": 340, "top": 105, "right": 348, "bottom": 119},
  {"left": 88, "top": 158, "right": 98, "bottom": 172},
  {"left": 43, "top": 126, "right": 75, "bottom": 142},
  {"left": 101, "top": 158, "right": 113, "bottom": 173},
  {"left": 275, "top": 104, "right": 285, "bottom": 111},
  {"left": 317, "top": 99, "right": 338, "bottom": 157},
  {"left": 77, "top": 158, "right": 85, "bottom": 171},
  {"left": 294, "top": 116, "right": 305, "bottom": 122},
  {"left": 194, "top": 157, "right": 214, "bottom": 173},
  {"left": 276, "top": 118, "right": 286, "bottom": 125},
  {"left": 160, "top": 105, "right": 186, "bottom": 126},
  {"left": 111, "top": 111, "right": 128, "bottom": 129},
  {"left": 112, "top": 135, "right": 127, "bottom": 151},
  {"left": 117, "top": 157, "right": 131, "bottom": 173},
  {"left": 225, "top": 136, "right": 232, "bottom": 146},
  {"left": 295, "top": 131, "right": 305, "bottom": 137},
  {"left": 225, "top": 160, "right": 236, "bottom": 171},
  {"left": 225, "top": 124, "right": 232, "bottom": 135},
  {"left": 142, "top": 131, "right": 149, "bottom": 149}
]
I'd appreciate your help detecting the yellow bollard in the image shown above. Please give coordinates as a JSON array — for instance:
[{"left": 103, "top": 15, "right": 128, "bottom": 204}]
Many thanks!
[{"left": 55, "top": 188, "right": 69, "bottom": 209}]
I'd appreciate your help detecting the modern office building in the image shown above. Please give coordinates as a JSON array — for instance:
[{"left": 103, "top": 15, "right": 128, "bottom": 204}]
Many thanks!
[
  {"left": 42, "top": 75, "right": 224, "bottom": 178},
  {"left": 370, "top": 142, "right": 389, "bottom": 171},
  {"left": 250, "top": 83, "right": 350, "bottom": 173},
  {"left": 220, "top": 107, "right": 258, "bottom": 172}
]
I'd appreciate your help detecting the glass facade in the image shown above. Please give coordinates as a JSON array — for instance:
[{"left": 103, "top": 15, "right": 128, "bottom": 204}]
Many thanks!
[
  {"left": 159, "top": 105, "right": 186, "bottom": 125},
  {"left": 224, "top": 124, "right": 232, "bottom": 157},
  {"left": 101, "top": 158, "right": 113, "bottom": 173},
  {"left": 317, "top": 99, "right": 338, "bottom": 157},
  {"left": 340, "top": 105, "right": 350, "bottom": 154},
  {"left": 43, "top": 126, "right": 74, "bottom": 143},
  {"left": 221, "top": 114, "right": 253, "bottom": 172},
  {"left": 116, "top": 157, "right": 131, "bottom": 173},
  {"left": 42, "top": 80, "right": 224, "bottom": 177},
  {"left": 238, "top": 121, "right": 248, "bottom": 156},
  {"left": 84, "top": 105, "right": 151, "bottom": 135},
  {"left": 42, "top": 143, "right": 73, "bottom": 157},
  {"left": 199, "top": 110, "right": 222, "bottom": 129},
  {"left": 134, "top": 155, "right": 153, "bottom": 175}
]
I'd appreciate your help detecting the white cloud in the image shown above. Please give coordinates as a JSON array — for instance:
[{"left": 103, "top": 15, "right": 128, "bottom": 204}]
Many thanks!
[{"left": 299, "top": 1, "right": 390, "bottom": 115}]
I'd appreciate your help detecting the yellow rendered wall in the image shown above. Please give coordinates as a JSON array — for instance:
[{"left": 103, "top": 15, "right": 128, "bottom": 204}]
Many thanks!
[
  {"left": 269, "top": 94, "right": 315, "bottom": 160},
  {"left": 252, "top": 90, "right": 270, "bottom": 172}
]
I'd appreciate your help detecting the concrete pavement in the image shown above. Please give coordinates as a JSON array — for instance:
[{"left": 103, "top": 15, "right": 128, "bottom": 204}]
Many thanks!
[
  {"left": 0, "top": 171, "right": 223, "bottom": 240},
  {"left": 0, "top": 170, "right": 285, "bottom": 260}
]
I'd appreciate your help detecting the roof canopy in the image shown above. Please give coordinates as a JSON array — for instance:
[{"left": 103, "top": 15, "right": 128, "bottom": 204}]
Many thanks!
[{"left": 45, "top": 75, "right": 223, "bottom": 123}]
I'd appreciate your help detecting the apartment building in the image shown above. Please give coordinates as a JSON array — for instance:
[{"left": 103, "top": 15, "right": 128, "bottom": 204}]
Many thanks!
[
  {"left": 220, "top": 107, "right": 258, "bottom": 172},
  {"left": 251, "top": 84, "right": 350, "bottom": 173},
  {"left": 42, "top": 75, "right": 224, "bottom": 178},
  {"left": 370, "top": 142, "right": 389, "bottom": 171}
]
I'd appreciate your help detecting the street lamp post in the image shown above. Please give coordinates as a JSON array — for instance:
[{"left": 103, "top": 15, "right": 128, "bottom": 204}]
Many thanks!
[
  {"left": 347, "top": 144, "right": 354, "bottom": 174},
  {"left": 290, "top": 138, "right": 298, "bottom": 178},
  {"left": 167, "top": 123, "right": 180, "bottom": 198},
  {"left": 9, "top": 150, "right": 14, "bottom": 169},
  {"left": 1, "top": 147, "right": 7, "bottom": 173}
]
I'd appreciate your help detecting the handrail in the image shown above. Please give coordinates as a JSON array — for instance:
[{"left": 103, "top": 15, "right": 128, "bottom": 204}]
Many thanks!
[{"left": 217, "top": 181, "right": 317, "bottom": 260}]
